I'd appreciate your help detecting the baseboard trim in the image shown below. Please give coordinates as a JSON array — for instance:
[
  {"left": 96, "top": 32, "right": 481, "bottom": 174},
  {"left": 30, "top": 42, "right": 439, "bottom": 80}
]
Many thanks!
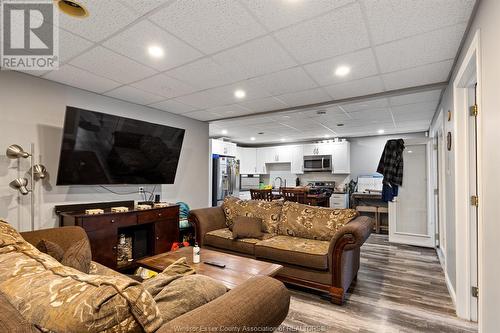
[
  {"left": 445, "top": 270, "right": 457, "bottom": 307},
  {"left": 436, "top": 247, "right": 446, "bottom": 269}
]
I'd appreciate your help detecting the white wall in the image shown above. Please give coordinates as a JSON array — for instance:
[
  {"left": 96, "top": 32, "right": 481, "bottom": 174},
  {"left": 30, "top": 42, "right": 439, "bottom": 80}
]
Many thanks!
[
  {"left": 349, "top": 132, "right": 426, "bottom": 180},
  {"left": 0, "top": 71, "right": 209, "bottom": 232},
  {"left": 431, "top": 0, "right": 500, "bottom": 330}
]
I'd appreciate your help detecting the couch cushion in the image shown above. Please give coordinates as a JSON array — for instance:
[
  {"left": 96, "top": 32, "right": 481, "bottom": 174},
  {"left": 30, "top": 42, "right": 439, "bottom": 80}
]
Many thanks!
[
  {"left": 61, "top": 238, "right": 92, "bottom": 273},
  {"left": 279, "top": 201, "right": 359, "bottom": 241},
  {"left": 222, "top": 196, "right": 283, "bottom": 234},
  {"left": 255, "top": 235, "right": 330, "bottom": 270},
  {"left": 205, "top": 228, "right": 274, "bottom": 255},
  {"left": 0, "top": 220, "right": 162, "bottom": 333},
  {"left": 0, "top": 292, "right": 39, "bottom": 333}
]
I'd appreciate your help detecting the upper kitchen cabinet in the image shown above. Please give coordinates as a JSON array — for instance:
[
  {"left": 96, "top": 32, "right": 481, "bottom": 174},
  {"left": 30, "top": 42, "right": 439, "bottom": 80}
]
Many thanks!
[
  {"left": 237, "top": 147, "right": 258, "bottom": 175},
  {"left": 303, "top": 142, "right": 333, "bottom": 156},
  {"left": 290, "top": 145, "right": 304, "bottom": 174},
  {"left": 331, "top": 142, "right": 350, "bottom": 174},
  {"left": 210, "top": 139, "right": 237, "bottom": 157}
]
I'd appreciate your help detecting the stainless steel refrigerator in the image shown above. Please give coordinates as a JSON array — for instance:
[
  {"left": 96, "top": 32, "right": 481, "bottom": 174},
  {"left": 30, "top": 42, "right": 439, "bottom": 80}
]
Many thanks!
[{"left": 212, "top": 156, "right": 239, "bottom": 206}]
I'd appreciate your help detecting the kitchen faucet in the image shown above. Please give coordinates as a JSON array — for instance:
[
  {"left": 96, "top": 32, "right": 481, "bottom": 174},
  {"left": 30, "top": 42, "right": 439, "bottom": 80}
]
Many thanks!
[{"left": 273, "top": 177, "right": 285, "bottom": 191}]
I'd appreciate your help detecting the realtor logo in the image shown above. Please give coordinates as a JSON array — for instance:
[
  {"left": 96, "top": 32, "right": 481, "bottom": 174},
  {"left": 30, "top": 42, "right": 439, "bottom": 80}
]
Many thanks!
[{"left": 1, "top": 0, "right": 58, "bottom": 70}]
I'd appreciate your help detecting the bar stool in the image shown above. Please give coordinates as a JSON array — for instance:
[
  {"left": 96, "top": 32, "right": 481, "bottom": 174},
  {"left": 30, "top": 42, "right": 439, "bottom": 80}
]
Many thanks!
[
  {"left": 377, "top": 206, "right": 388, "bottom": 233},
  {"left": 356, "top": 205, "right": 379, "bottom": 233}
]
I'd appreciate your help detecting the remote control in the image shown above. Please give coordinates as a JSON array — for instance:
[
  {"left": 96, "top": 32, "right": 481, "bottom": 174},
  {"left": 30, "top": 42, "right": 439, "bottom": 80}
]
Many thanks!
[{"left": 204, "top": 261, "right": 226, "bottom": 268}]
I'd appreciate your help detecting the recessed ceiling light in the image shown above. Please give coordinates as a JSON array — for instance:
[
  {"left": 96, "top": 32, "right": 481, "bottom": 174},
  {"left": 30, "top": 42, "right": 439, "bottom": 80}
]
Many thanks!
[
  {"left": 56, "top": 0, "right": 89, "bottom": 18},
  {"left": 250, "top": 137, "right": 256, "bottom": 141},
  {"left": 148, "top": 45, "right": 164, "bottom": 58},
  {"left": 324, "top": 134, "right": 330, "bottom": 138},
  {"left": 221, "top": 129, "right": 228, "bottom": 135},
  {"left": 280, "top": 138, "right": 286, "bottom": 142},
  {"left": 377, "top": 129, "right": 385, "bottom": 134},
  {"left": 234, "top": 89, "right": 246, "bottom": 99},
  {"left": 407, "top": 150, "right": 413, "bottom": 154},
  {"left": 334, "top": 65, "right": 351, "bottom": 77}
]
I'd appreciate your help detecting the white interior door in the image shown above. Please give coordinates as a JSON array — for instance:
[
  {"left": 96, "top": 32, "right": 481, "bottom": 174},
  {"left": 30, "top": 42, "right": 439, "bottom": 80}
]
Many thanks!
[{"left": 389, "top": 143, "right": 434, "bottom": 247}]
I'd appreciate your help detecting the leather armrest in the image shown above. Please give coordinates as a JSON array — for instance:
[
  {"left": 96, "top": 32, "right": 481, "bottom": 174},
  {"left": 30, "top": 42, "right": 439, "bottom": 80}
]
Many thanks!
[
  {"left": 329, "top": 215, "right": 374, "bottom": 253},
  {"left": 20, "top": 226, "right": 89, "bottom": 252},
  {"left": 189, "top": 206, "right": 227, "bottom": 246},
  {"left": 156, "top": 276, "right": 290, "bottom": 333}
]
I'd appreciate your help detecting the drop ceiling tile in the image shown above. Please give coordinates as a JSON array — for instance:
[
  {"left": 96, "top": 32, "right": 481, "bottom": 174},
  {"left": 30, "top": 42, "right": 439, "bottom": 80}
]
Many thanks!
[
  {"left": 149, "top": 99, "right": 198, "bottom": 114},
  {"left": 375, "top": 24, "right": 466, "bottom": 73},
  {"left": 165, "top": 58, "right": 245, "bottom": 90},
  {"left": 389, "top": 89, "right": 442, "bottom": 106},
  {"left": 238, "top": 97, "right": 288, "bottom": 113},
  {"left": 243, "top": 0, "right": 354, "bottom": 31},
  {"left": 348, "top": 108, "right": 393, "bottom": 121},
  {"left": 183, "top": 110, "right": 222, "bottom": 121},
  {"left": 15, "top": 69, "right": 49, "bottom": 77},
  {"left": 206, "top": 104, "right": 251, "bottom": 118},
  {"left": 70, "top": 46, "right": 157, "bottom": 84},
  {"left": 149, "top": 0, "right": 265, "bottom": 54},
  {"left": 212, "top": 36, "right": 297, "bottom": 79},
  {"left": 131, "top": 73, "right": 197, "bottom": 98},
  {"left": 59, "top": 29, "right": 94, "bottom": 63},
  {"left": 304, "top": 48, "right": 378, "bottom": 86},
  {"left": 103, "top": 20, "right": 202, "bottom": 71},
  {"left": 391, "top": 101, "right": 438, "bottom": 115},
  {"left": 361, "top": 0, "right": 475, "bottom": 45},
  {"left": 204, "top": 80, "right": 271, "bottom": 106},
  {"left": 382, "top": 60, "right": 453, "bottom": 90},
  {"left": 341, "top": 98, "right": 389, "bottom": 112},
  {"left": 57, "top": 0, "right": 137, "bottom": 42},
  {"left": 175, "top": 91, "right": 224, "bottom": 109},
  {"left": 248, "top": 67, "right": 318, "bottom": 96},
  {"left": 104, "top": 86, "right": 164, "bottom": 105},
  {"left": 118, "top": 0, "right": 167, "bottom": 15},
  {"left": 325, "top": 76, "right": 385, "bottom": 100},
  {"left": 274, "top": 3, "right": 370, "bottom": 63},
  {"left": 275, "top": 88, "right": 332, "bottom": 107},
  {"left": 43, "top": 65, "right": 121, "bottom": 93}
]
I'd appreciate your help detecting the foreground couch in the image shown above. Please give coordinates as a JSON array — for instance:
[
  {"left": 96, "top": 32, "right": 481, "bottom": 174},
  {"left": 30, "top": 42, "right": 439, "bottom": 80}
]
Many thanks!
[
  {"left": 0, "top": 222, "right": 290, "bottom": 333},
  {"left": 190, "top": 199, "right": 373, "bottom": 304}
]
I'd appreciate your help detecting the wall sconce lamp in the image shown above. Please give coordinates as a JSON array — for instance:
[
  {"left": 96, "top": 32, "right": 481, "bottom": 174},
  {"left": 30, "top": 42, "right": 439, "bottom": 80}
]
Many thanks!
[{"left": 6, "top": 144, "right": 48, "bottom": 230}]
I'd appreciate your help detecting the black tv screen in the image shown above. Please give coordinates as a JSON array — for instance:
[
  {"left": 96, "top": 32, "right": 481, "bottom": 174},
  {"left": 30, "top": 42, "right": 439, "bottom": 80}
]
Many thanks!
[{"left": 56, "top": 106, "right": 185, "bottom": 185}]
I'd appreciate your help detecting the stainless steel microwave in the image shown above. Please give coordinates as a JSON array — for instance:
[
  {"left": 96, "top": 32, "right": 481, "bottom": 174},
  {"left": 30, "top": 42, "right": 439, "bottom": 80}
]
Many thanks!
[{"left": 303, "top": 155, "right": 332, "bottom": 172}]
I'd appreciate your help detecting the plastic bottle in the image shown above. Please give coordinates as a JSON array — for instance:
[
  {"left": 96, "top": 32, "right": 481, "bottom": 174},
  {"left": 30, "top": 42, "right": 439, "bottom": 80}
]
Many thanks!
[{"left": 193, "top": 243, "right": 200, "bottom": 263}]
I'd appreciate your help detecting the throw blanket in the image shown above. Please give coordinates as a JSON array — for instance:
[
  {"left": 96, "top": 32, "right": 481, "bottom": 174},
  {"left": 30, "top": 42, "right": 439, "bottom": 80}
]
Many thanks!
[{"left": 142, "top": 258, "right": 226, "bottom": 323}]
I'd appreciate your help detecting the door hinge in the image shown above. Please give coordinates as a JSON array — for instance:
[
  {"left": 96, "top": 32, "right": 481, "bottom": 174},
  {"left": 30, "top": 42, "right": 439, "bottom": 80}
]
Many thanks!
[
  {"left": 434, "top": 188, "right": 439, "bottom": 195},
  {"left": 472, "top": 286, "right": 479, "bottom": 298},
  {"left": 470, "top": 104, "right": 478, "bottom": 117},
  {"left": 471, "top": 195, "right": 479, "bottom": 207}
]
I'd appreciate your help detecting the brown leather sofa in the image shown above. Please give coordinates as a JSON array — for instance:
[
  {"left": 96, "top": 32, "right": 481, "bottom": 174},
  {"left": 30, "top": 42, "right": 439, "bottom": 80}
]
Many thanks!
[
  {"left": 0, "top": 225, "right": 290, "bottom": 332},
  {"left": 190, "top": 204, "right": 373, "bottom": 305}
]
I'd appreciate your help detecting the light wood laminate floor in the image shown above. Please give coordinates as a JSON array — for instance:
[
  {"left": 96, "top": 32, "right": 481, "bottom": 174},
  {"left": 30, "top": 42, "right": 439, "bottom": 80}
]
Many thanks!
[{"left": 280, "top": 234, "right": 477, "bottom": 332}]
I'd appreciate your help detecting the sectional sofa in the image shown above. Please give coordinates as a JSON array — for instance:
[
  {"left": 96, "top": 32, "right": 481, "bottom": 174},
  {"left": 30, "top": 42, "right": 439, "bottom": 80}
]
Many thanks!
[{"left": 190, "top": 198, "right": 374, "bottom": 304}]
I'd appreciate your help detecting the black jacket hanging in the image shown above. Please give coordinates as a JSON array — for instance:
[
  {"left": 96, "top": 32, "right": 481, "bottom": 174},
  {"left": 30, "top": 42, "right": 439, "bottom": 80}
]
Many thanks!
[{"left": 377, "top": 139, "right": 404, "bottom": 186}]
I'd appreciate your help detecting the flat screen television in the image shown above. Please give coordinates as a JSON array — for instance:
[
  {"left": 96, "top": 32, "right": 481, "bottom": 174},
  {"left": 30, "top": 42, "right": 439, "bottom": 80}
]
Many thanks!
[{"left": 56, "top": 106, "right": 185, "bottom": 185}]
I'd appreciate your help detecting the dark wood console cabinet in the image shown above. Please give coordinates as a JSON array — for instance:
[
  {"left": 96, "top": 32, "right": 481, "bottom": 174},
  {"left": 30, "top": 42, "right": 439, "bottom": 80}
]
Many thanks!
[{"left": 56, "top": 201, "right": 180, "bottom": 271}]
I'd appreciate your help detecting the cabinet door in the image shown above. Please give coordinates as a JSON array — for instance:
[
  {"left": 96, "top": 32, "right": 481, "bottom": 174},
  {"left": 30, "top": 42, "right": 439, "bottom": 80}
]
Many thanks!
[
  {"left": 210, "top": 139, "right": 224, "bottom": 155},
  {"left": 275, "top": 146, "right": 292, "bottom": 162},
  {"left": 224, "top": 142, "right": 237, "bottom": 157},
  {"left": 317, "top": 143, "right": 334, "bottom": 155},
  {"left": 332, "top": 142, "right": 350, "bottom": 174},
  {"left": 290, "top": 145, "right": 304, "bottom": 174},
  {"left": 239, "top": 147, "right": 257, "bottom": 174},
  {"left": 86, "top": 227, "right": 118, "bottom": 269},
  {"left": 303, "top": 144, "right": 318, "bottom": 155},
  {"left": 256, "top": 147, "right": 274, "bottom": 174},
  {"left": 154, "top": 219, "right": 179, "bottom": 254}
]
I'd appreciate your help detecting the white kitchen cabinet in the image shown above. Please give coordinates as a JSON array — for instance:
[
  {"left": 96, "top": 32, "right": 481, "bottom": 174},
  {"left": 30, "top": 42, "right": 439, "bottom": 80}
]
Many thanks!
[
  {"left": 256, "top": 147, "right": 272, "bottom": 174},
  {"left": 330, "top": 193, "right": 349, "bottom": 208},
  {"left": 303, "top": 143, "right": 333, "bottom": 156},
  {"left": 331, "top": 142, "right": 350, "bottom": 174},
  {"left": 210, "top": 139, "right": 237, "bottom": 157},
  {"left": 290, "top": 145, "right": 304, "bottom": 174},
  {"left": 238, "top": 147, "right": 258, "bottom": 175},
  {"left": 273, "top": 146, "right": 292, "bottom": 162}
]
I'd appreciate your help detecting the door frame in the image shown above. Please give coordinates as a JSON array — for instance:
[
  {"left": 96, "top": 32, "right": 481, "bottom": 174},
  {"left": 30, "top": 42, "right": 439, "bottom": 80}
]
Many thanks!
[
  {"left": 388, "top": 139, "right": 435, "bottom": 248},
  {"left": 453, "top": 30, "right": 483, "bottom": 322}
]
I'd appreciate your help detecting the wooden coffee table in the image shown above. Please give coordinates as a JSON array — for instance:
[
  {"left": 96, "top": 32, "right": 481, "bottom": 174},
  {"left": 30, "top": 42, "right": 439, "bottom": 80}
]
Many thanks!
[{"left": 137, "top": 247, "right": 283, "bottom": 289}]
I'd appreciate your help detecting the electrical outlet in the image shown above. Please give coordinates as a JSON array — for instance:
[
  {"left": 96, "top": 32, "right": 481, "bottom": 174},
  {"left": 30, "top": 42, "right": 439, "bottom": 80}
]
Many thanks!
[{"left": 139, "top": 187, "right": 144, "bottom": 193}]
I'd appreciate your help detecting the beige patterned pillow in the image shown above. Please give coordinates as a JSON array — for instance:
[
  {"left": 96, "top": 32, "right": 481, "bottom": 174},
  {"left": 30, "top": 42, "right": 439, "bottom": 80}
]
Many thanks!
[
  {"left": 36, "top": 239, "right": 64, "bottom": 262},
  {"left": 279, "top": 201, "right": 359, "bottom": 241},
  {"left": 222, "top": 196, "right": 283, "bottom": 234}
]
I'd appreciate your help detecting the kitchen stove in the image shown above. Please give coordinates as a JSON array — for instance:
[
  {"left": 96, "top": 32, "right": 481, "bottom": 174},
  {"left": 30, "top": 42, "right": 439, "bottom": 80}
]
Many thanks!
[{"left": 307, "top": 181, "right": 336, "bottom": 195}]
